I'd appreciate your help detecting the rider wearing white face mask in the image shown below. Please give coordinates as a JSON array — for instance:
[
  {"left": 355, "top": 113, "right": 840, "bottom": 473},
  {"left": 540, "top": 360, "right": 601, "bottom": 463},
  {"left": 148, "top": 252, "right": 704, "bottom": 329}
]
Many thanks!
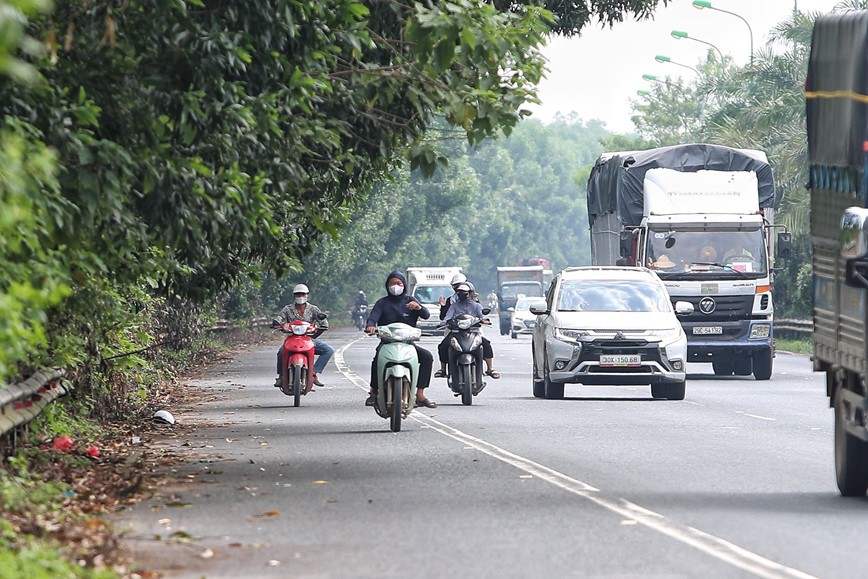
[
  {"left": 274, "top": 283, "right": 333, "bottom": 387},
  {"left": 364, "top": 270, "right": 436, "bottom": 408}
]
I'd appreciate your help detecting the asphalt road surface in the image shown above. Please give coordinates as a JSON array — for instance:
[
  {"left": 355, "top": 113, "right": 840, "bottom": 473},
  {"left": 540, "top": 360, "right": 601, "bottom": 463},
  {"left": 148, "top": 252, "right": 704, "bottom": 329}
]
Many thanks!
[{"left": 112, "top": 324, "right": 868, "bottom": 579}]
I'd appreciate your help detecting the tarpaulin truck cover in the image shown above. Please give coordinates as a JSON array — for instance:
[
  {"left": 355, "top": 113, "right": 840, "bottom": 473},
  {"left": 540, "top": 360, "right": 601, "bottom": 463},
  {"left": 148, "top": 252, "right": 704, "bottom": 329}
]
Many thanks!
[{"left": 587, "top": 143, "right": 776, "bottom": 228}]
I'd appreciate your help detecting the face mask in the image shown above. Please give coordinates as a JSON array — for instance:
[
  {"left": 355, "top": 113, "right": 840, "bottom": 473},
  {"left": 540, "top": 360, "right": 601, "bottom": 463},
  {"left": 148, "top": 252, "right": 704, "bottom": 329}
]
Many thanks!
[
  {"left": 457, "top": 291, "right": 470, "bottom": 301},
  {"left": 294, "top": 296, "right": 307, "bottom": 305},
  {"left": 388, "top": 284, "right": 403, "bottom": 296}
]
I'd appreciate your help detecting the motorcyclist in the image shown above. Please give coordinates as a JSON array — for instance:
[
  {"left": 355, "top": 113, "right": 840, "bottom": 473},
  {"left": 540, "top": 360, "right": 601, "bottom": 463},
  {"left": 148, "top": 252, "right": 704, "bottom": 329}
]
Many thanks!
[
  {"left": 274, "top": 284, "right": 333, "bottom": 387},
  {"left": 364, "top": 271, "right": 436, "bottom": 408},
  {"left": 436, "top": 280, "right": 500, "bottom": 380},
  {"left": 354, "top": 290, "right": 368, "bottom": 309}
]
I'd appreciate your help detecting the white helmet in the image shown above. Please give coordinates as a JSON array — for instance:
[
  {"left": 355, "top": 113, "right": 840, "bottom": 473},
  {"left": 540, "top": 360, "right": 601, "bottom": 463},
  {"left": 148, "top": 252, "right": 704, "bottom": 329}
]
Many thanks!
[
  {"left": 293, "top": 284, "right": 309, "bottom": 294},
  {"left": 450, "top": 273, "right": 467, "bottom": 286},
  {"left": 153, "top": 410, "right": 175, "bottom": 425},
  {"left": 455, "top": 283, "right": 471, "bottom": 292}
]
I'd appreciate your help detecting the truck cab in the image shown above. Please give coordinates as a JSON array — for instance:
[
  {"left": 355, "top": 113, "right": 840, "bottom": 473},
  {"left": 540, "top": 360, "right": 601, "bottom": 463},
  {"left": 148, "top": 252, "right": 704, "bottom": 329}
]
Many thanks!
[{"left": 406, "top": 266, "right": 463, "bottom": 336}]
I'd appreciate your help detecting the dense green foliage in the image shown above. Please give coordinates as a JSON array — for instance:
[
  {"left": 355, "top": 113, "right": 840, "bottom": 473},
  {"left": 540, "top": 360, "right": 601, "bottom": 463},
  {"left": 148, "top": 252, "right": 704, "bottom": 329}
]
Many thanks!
[{"left": 0, "top": 0, "right": 672, "bottom": 391}]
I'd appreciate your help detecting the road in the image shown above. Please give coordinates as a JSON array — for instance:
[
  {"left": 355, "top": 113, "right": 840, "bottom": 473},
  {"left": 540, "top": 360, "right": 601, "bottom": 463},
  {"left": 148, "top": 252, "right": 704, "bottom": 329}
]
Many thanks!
[{"left": 112, "top": 325, "right": 868, "bottom": 578}]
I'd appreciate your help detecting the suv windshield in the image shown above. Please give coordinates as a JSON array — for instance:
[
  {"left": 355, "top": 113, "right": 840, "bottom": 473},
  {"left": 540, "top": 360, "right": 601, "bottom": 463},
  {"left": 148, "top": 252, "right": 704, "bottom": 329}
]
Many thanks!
[
  {"left": 557, "top": 280, "right": 670, "bottom": 312},
  {"left": 646, "top": 229, "right": 767, "bottom": 279}
]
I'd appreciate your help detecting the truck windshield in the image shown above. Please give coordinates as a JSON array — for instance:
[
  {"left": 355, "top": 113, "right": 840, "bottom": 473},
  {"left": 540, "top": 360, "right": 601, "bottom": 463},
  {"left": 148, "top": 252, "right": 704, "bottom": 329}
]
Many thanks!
[
  {"left": 414, "top": 286, "right": 454, "bottom": 303},
  {"left": 645, "top": 229, "right": 767, "bottom": 278},
  {"left": 501, "top": 283, "right": 543, "bottom": 300}
]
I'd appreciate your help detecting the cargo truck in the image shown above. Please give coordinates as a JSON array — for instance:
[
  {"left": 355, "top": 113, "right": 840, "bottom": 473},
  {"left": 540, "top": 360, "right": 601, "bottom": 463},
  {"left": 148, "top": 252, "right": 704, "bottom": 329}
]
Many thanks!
[
  {"left": 406, "top": 266, "right": 463, "bottom": 335},
  {"left": 806, "top": 12, "right": 868, "bottom": 496},
  {"left": 587, "top": 144, "right": 791, "bottom": 380},
  {"left": 496, "top": 265, "right": 545, "bottom": 335}
]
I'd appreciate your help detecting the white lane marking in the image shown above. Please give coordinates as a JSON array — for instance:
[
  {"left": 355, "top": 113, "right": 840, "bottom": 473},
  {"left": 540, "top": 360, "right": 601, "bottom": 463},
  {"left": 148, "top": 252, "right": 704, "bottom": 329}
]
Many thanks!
[
  {"left": 335, "top": 342, "right": 815, "bottom": 579},
  {"left": 737, "top": 411, "right": 777, "bottom": 422}
]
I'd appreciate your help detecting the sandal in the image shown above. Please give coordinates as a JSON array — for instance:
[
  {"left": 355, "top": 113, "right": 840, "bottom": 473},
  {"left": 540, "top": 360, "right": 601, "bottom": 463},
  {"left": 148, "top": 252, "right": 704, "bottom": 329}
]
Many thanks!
[
  {"left": 434, "top": 370, "right": 446, "bottom": 378},
  {"left": 365, "top": 393, "right": 377, "bottom": 406},
  {"left": 485, "top": 370, "right": 501, "bottom": 379},
  {"left": 416, "top": 398, "right": 437, "bottom": 408}
]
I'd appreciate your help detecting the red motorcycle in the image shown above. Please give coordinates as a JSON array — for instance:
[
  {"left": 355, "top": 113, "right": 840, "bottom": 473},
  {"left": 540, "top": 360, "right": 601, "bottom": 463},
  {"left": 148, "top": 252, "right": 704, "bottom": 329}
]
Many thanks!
[{"left": 273, "top": 314, "right": 327, "bottom": 407}]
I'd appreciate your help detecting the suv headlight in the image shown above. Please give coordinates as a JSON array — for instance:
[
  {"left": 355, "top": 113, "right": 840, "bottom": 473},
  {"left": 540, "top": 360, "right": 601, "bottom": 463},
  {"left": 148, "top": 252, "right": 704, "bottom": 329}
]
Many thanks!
[
  {"left": 555, "top": 328, "right": 586, "bottom": 344},
  {"left": 654, "top": 327, "right": 684, "bottom": 346}
]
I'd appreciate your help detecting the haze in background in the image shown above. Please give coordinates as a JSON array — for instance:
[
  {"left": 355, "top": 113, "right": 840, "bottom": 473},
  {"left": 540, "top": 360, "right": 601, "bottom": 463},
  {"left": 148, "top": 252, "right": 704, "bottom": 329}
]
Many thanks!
[{"left": 523, "top": 0, "right": 837, "bottom": 133}]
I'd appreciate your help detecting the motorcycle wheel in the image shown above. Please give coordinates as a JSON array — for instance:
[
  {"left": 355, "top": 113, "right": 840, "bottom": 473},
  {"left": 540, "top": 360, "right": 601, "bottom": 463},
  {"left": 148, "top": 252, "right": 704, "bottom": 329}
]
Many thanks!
[
  {"left": 389, "top": 376, "right": 403, "bottom": 432},
  {"left": 291, "top": 365, "right": 302, "bottom": 407},
  {"left": 459, "top": 364, "right": 473, "bottom": 406}
]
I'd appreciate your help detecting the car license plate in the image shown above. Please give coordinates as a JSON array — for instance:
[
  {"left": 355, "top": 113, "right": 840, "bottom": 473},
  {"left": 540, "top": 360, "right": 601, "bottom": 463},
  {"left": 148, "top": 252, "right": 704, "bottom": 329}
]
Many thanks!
[
  {"left": 693, "top": 326, "right": 723, "bottom": 335},
  {"left": 600, "top": 354, "right": 641, "bottom": 366}
]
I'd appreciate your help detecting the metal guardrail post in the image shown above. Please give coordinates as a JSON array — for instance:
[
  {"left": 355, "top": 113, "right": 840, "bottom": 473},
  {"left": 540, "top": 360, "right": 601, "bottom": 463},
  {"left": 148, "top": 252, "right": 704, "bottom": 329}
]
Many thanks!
[{"left": 0, "top": 369, "right": 69, "bottom": 440}]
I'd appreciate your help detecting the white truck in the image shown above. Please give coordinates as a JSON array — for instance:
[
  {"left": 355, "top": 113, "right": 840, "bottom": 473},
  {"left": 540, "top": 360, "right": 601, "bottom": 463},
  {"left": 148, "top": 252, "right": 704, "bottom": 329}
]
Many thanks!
[
  {"left": 587, "top": 144, "right": 791, "bottom": 380},
  {"left": 496, "top": 265, "right": 545, "bottom": 335},
  {"left": 406, "top": 266, "right": 463, "bottom": 335}
]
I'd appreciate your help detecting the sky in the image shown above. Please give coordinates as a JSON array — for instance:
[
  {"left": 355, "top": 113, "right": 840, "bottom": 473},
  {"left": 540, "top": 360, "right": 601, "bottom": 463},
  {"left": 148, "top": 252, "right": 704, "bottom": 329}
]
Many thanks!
[{"left": 522, "top": 0, "right": 840, "bottom": 133}]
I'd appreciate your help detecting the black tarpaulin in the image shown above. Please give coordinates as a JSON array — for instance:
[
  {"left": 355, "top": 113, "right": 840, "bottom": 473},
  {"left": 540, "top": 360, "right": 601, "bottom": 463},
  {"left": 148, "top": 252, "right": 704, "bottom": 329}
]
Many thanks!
[
  {"left": 586, "top": 144, "right": 776, "bottom": 228},
  {"left": 806, "top": 11, "right": 868, "bottom": 169}
]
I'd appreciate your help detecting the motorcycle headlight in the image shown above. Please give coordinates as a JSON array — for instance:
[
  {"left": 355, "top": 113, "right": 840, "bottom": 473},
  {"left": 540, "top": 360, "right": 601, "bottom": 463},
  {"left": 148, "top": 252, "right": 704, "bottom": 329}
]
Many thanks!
[
  {"left": 457, "top": 318, "right": 473, "bottom": 330},
  {"left": 291, "top": 324, "right": 307, "bottom": 336}
]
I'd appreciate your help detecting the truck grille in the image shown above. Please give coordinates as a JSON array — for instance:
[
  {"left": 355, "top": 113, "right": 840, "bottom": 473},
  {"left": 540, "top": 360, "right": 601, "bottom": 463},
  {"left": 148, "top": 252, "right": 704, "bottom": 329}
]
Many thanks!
[{"left": 672, "top": 295, "right": 754, "bottom": 322}]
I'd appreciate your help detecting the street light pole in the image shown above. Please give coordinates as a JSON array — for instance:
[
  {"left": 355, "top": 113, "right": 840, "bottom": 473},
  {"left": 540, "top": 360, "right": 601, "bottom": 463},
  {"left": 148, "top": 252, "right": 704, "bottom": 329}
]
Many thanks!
[
  {"left": 692, "top": 0, "right": 754, "bottom": 65},
  {"left": 671, "top": 30, "right": 724, "bottom": 61},
  {"left": 655, "top": 54, "right": 699, "bottom": 75},
  {"left": 642, "top": 73, "right": 664, "bottom": 83}
]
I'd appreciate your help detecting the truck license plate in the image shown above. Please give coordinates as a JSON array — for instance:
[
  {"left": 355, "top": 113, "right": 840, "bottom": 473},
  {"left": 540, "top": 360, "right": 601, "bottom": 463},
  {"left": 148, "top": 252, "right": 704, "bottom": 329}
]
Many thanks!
[
  {"left": 600, "top": 354, "right": 641, "bottom": 366},
  {"left": 693, "top": 326, "right": 723, "bottom": 335}
]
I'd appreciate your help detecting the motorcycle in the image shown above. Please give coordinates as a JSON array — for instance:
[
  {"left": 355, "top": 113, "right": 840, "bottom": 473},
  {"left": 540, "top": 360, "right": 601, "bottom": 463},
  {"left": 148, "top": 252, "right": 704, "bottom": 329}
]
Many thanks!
[
  {"left": 272, "top": 313, "right": 328, "bottom": 407},
  {"left": 352, "top": 304, "right": 368, "bottom": 331},
  {"left": 440, "top": 309, "right": 490, "bottom": 406},
  {"left": 371, "top": 322, "right": 422, "bottom": 432}
]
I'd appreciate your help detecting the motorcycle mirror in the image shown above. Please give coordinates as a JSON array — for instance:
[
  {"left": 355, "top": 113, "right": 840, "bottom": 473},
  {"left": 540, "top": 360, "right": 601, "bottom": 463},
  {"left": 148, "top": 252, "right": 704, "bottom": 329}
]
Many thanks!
[
  {"left": 317, "top": 312, "right": 328, "bottom": 320},
  {"left": 482, "top": 308, "right": 491, "bottom": 315},
  {"left": 271, "top": 319, "right": 281, "bottom": 328}
]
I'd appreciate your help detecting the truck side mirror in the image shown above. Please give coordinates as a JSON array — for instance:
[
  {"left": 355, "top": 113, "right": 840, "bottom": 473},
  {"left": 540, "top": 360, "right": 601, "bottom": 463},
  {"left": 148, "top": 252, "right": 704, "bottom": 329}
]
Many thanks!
[
  {"left": 619, "top": 230, "right": 634, "bottom": 258},
  {"left": 777, "top": 232, "right": 792, "bottom": 259},
  {"left": 841, "top": 207, "right": 868, "bottom": 289}
]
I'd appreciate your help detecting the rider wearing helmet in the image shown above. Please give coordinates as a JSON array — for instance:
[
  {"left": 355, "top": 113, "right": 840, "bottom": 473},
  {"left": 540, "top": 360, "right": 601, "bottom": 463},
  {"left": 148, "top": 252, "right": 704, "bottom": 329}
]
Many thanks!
[
  {"left": 354, "top": 290, "right": 368, "bottom": 309},
  {"left": 436, "top": 279, "right": 500, "bottom": 381},
  {"left": 274, "top": 283, "right": 333, "bottom": 387}
]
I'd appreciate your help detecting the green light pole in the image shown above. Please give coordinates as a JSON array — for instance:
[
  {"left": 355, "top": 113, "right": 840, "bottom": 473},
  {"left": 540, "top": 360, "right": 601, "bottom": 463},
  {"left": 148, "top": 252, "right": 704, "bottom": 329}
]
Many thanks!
[
  {"left": 671, "top": 30, "right": 724, "bottom": 61},
  {"left": 642, "top": 73, "right": 663, "bottom": 83},
  {"left": 692, "top": 0, "right": 753, "bottom": 65},
  {"left": 655, "top": 54, "right": 699, "bottom": 74}
]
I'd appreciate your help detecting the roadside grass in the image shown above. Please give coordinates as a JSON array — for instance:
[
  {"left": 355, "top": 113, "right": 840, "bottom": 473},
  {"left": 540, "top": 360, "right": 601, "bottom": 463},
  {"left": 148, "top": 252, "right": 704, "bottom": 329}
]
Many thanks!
[{"left": 777, "top": 338, "right": 812, "bottom": 355}]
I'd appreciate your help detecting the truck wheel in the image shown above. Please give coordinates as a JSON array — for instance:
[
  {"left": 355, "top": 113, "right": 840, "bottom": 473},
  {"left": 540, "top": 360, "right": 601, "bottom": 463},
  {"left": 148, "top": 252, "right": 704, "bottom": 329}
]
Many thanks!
[
  {"left": 753, "top": 349, "right": 773, "bottom": 381},
  {"left": 834, "top": 386, "right": 868, "bottom": 497},
  {"left": 712, "top": 360, "right": 734, "bottom": 376},
  {"left": 543, "top": 356, "right": 564, "bottom": 400},
  {"left": 532, "top": 346, "right": 545, "bottom": 398}
]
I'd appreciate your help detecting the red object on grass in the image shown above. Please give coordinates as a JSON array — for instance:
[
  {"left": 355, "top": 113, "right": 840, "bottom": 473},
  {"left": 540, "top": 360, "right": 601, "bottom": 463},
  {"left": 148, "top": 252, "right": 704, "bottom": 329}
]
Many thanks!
[
  {"left": 85, "top": 445, "right": 100, "bottom": 458},
  {"left": 53, "top": 435, "right": 74, "bottom": 451}
]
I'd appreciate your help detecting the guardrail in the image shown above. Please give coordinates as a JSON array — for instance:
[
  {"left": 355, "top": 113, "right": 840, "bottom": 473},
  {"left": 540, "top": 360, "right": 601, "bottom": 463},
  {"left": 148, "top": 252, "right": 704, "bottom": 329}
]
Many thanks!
[
  {"left": 775, "top": 318, "right": 812, "bottom": 337},
  {"left": 0, "top": 369, "right": 69, "bottom": 442}
]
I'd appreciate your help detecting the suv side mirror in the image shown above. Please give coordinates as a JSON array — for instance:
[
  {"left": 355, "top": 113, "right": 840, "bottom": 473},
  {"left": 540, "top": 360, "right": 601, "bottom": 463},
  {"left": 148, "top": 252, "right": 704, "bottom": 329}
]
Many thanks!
[
  {"left": 674, "top": 301, "right": 694, "bottom": 316},
  {"left": 529, "top": 305, "right": 548, "bottom": 315},
  {"left": 777, "top": 231, "right": 792, "bottom": 259}
]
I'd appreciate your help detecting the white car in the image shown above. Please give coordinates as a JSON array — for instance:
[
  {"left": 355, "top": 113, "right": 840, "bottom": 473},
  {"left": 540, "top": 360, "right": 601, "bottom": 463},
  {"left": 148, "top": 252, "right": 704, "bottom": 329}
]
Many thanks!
[
  {"left": 531, "top": 266, "right": 693, "bottom": 400},
  {"left": 509, "top": 297, "right": 546, "bottom": 339}
]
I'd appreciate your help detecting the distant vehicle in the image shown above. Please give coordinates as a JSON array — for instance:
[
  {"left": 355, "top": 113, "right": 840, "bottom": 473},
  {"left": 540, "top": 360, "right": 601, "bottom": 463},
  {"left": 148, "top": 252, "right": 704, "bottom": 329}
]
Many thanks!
[
  {"left": 531, "top": 266, "right": 693, "bottom": 401},
  {"left": 406, "top": 266, "right": 463, "bottom": 335},
  {"left": 509, "top": 296, "right": 546, "bottom": 339},
  {"left": 496, "top": 265, "right": 545, "bottom": 335}
]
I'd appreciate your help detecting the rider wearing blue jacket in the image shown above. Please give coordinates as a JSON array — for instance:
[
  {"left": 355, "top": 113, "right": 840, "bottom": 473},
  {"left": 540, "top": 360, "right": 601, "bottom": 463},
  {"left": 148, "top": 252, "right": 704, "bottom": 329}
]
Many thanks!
[{"left": 364, "top": 270, "right": 436, "bottom": 408}]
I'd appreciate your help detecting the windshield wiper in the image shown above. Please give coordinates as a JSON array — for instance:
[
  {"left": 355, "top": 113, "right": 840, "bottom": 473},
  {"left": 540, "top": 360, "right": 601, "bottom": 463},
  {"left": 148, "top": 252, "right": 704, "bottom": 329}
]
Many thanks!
[{"left": 687, "top": 262, "right": 749, "bottom": 278}]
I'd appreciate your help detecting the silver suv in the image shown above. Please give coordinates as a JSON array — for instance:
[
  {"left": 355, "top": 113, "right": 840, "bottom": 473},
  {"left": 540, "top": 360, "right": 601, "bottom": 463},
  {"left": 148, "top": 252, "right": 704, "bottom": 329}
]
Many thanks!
[{"left": 531, "top": 266, "right": 693, "bottom": 400}]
